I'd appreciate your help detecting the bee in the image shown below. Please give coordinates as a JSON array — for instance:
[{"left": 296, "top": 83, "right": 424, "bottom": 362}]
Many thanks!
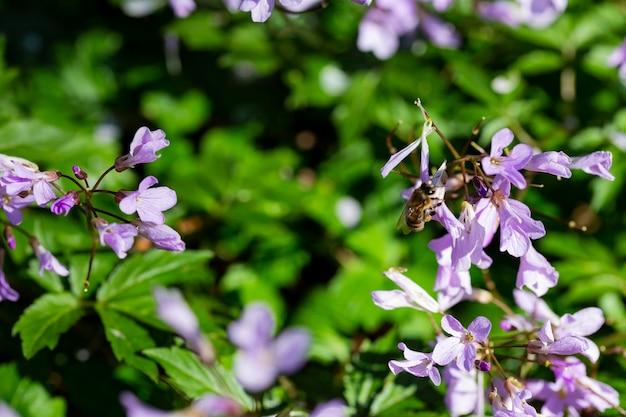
[{"left": 397, "top": 182, "right": 445, "bottom": 234}]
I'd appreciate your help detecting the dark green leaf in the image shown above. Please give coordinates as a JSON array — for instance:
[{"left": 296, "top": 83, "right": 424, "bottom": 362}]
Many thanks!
[
  {"left": 96, "top": 250, "right": 213, "bottom": 302},
  {"left": 12, "top": 292, "right": 85, "bottom": 359},
  {"left": 143, "top": 346, "right": 253, "bottom": 409},
  {"left": 0, "top": 363, "right": 66, "bottom": 417}
]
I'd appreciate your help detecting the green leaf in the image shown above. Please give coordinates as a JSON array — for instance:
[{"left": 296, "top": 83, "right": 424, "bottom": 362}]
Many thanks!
[
  {"left": 96, "top": 250, "right": 213, "bottom": 302},
  {"left": 0, "top": 363, "right": 66, "bottom": 417},
  {"left": 12, "top": 292, "right": 85, "bottom": 359},
  {"left": 143, "top": 346, "right": 253, "bottom": 409},
  {"left": 96, "top": 307, "right": 159, "bottom": 382},
  {"left": 513, "top": 50, "right": 563, "bottom": 75}
]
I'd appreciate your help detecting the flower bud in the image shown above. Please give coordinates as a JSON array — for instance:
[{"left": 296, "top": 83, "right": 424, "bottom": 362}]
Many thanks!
[{"left": 72, "top": 165, "right": 88, "bottom": 180}]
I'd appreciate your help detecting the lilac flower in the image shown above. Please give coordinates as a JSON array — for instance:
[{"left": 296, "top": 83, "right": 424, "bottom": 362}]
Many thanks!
[
  {"left": 553, "top": 307, "right": 603, "bottom": 363},
  {"left": 477, "top": 1, "right": 523, "bottom": 27},
  {"left": 420, "top": 13, "right": 461, "bottom": 48},
  {"left": 481, "top": 128, "right": 533, "bottom": 189},
  {"left": 524, "top": 151, "right": 571, "bottom": 178},
  {"left": 133, "top": 220, "right": 185, "bottom": 252},
  {"left": 381, "top": 99, "right": 433, "bottom": 178},
  {"left": 0, "top": 185, "right": 36, "bottom": 225},
  {"left": 388, "top": 342, "right": 441, "bottom": 385},
  {"left": 51, "top": 191, "right": 80, "bottom": 216},
  {"left": 475, "top": 176, "right": 545, "bottom": 257},
  {"left": 350, "top": 0, "right": 371, "bottom": 4},
  {"left": 568, "top": 151, "right": 614, "bottom": 181},
  {"left": 357, "top": 0, "right": 418, "bottom": 60},
  {"left": 0, "top": 402, "right": 21, "bottom": 417},
  {"left": 153, "top": 286, "right": 215, "bottom": 364},
  {"left": 30, "top": 238, "right": 69, "bottom": 277},
  {"left": 527, "top": 321, "right": 589, "bottom": 357},
  {"left": 0, "top": 252, "right": 19, "bottom": 302},
  {"left": 0, "top": 154, "right": 39, "bottom": 173},
  {"left": 489, "top": 382, "right": 538, "bottom": 417},
  {"left": 114, "top": 127, "right": 169, "bottom": 172},
  {"left": 118, "top": 176, "right": 177, "bottom": 225},
  {"left": 516, "top": 243, "right": 558, "bottom": 296},
  {"left": 443, "top": 364, "right": 481, "bottom": 417},
  {"left": 120, "top": 392, "right": 241, "bottom": 417},
  {"left": 371, "top": 267, "right": 440, "bottom": 313},
  {"left": 500, "top": 289, "right": 559, "bottom": 332},
  {"left": 1, "top": 164, "right": 59, "bottom": 207},
  {"left": 169, "top": 0, "right": 196, "bottom": 17},
  {"left": 310, "top": 400, "right": 346, "bottom": 417},
  {"left": 432, "top": 315, "right": 491, "bottom": 372},
  {"left": 237, "top": 0, "right": 303, "bottom": 22},
  {"left": 607, "top": 39, "right": 626, "bottom": 79},
  {"left": 428, "top": 235, "right": 474, "bottom": 310},
  {"left": 227, "top": 302, "right": 310, "bottom": 392},
  {"left": 527, "top": 357, "right": 619, "bottom": 417},
  {"left": 519, "top": 0, "right": 567, "bottom": 28},
  {"left": 92, "top": 218, "right": 138, "bottom": 259}
]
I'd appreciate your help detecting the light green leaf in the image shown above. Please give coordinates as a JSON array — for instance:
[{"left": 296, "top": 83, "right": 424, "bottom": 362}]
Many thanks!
[
  {"left": 12, "top": 292, "right": 85, "bottom": 359},
  {"left": 96, "top": 307, "right": 159, "bottom": 382},
  {"left": 0, "top": 363, "right": 66, "bottom": 417},
  {"left": 96, "top": 250, "right": 213, "bottom": 302},
  {"left": 143, "top": 346, "right": 253, "bottom": 409}
]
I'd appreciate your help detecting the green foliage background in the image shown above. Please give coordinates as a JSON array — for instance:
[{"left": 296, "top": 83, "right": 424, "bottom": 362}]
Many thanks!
[{"left": 0, "top": 0, "right": 625, "bottom": 416}]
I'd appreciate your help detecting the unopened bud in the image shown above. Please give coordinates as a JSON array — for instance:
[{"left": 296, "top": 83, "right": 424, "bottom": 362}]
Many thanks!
[
  {"left": 73, "top": 165, "right": 88, "bottom": 180},
  {"left": 4, "top": 226, "right": 15, "bottom": 250}
]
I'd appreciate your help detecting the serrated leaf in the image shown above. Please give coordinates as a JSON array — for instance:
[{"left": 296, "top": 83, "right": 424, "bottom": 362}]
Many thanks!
[
  {"left": 96, "top": 307, "right": 158, "bottom": 382},
  {"left": 0, "top": 363, "right": 66, "bottom": 417},
  {"left": 12, "top": 292, "right": 85, "bottom": 359},
  {"left": 96, "top": 250, "right": 212, "bottom": 302},
  {"left": 143, "top": 346, "right": 253, "bottom": 409}
]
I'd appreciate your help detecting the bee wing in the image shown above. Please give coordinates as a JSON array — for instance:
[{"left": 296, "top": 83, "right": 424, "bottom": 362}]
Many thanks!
[{"left": 396, "top": 202, "right": 413, "bottom": 235}]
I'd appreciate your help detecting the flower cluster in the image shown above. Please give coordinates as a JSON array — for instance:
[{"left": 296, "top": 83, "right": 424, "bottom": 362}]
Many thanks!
[
  {"left": 374, "top": 100, "right": 618, "bottom": 417},
  {"left": 0, "top": 126, "right": 185, "bottom": 298}
]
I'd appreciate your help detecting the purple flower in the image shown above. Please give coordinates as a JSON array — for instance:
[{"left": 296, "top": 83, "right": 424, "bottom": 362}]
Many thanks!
[
  {"left": 489, "top": 380, "right": 538, "bottom": 417},
  {"left": 350, "top": 0, "right": 371, "bottom": 4},
  {"left": 608, "top": 39, "right": 626, "bottom": 79},
  {"left": 524, "top": 151, "right": 572, "bottom": 178},
  {"left": 114, "top": 127, "right": 169, "bottom": 172},
  {"left": 92, "top": 218, "right": 138, "bottom": 259},
  {"left": 420, "top": 13, "right": 461, "bottom": 48},
  {"left": 432, "top": 315, "right": 491, "bottom": 372},
  {"left": 169, "top": 0, "right": 196, "bottom": 17},
  {"left": 0, "top": 252, "right": 19, "bottom": 302},
  {"left": 527, "top": 357, "right": 619, "bottom": 417},
  {"left": 428, "top": 235, "right": 475, "bottom": 310},
  {"left": 519, "top": 0, "right": 567, "bottom": 28},
  {"left": 238, "top": 0, "right": 303, "bottom": 22},
  {"left": 0, "top": 185, "right": 36, "bottom": 225},
  {"left": 516, "top": 243, "right": 558, "bottom": 296},
  {"left": 477, "top": 1, "right": 523, "bottom": 27},
  {"left": 4, "top": 226, "right": 15, "bottom": 250},
  {"left": 1, "top": 164, "right": 59, "bottom": 207},
  {"left": 51, "top": 191, "right": 80, "bottom": 216},
  {"left": 227, "top": 302, "right": 310, "bottom": 392},
  {"left": 568, "top": 151, "right": 614, "bottom": 181},
  {"left": 443, "top": 364, "right": 481, "bottom": 417},
  {"left": 371, "top": 267, "right": 440, "bottom": 313},
  {"left": 310, "top": 400, "right": 346, "bottom": 417},
  {"left": 119, "top": 176, "right": 177, "bottom": 225},
  {"left": 153, "top": 286, "right": 215, "bottom": 364},
  {"left": 527, "top": 321, "right": 589, "bottom": 357},
  {"left": 389, "top": 342, "right": 441, "bottom": 385},
  {"left": 381, "top": 100, "right": 434, "bottom": 178},
  {"left": 72, "top": 165, "right": 88, "bottom": 180},
  {"left": 357, "top": 0, "right": 418, "bottom": 60},
  {"left": 0, "top": 402, "right": 21, "bottom": 417},
  {"left": 120, "top": 392, "right": 241, "bottom": 417},
  {"left": 481, "top": 128, "right": 533, "bottom": 189},
  {"left": 30, "top": 238, "right": 69, "bottom": 277},
  {"left": 553, "top": 307, "right": 604, "bottom": 363},
  {"left": 500, "top": 289, "right": 559, "bottom": 332},
  {"left": 133, "top": 220, "right": 185, "bottom": 252},
  {"left": 475, "top": 176, "right": 545, "bottom": 257}
]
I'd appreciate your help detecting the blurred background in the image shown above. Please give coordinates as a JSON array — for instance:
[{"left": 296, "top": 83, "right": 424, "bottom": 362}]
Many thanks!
[{"left": 0, "top": 0, "right": 625, "bottom": 416}]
